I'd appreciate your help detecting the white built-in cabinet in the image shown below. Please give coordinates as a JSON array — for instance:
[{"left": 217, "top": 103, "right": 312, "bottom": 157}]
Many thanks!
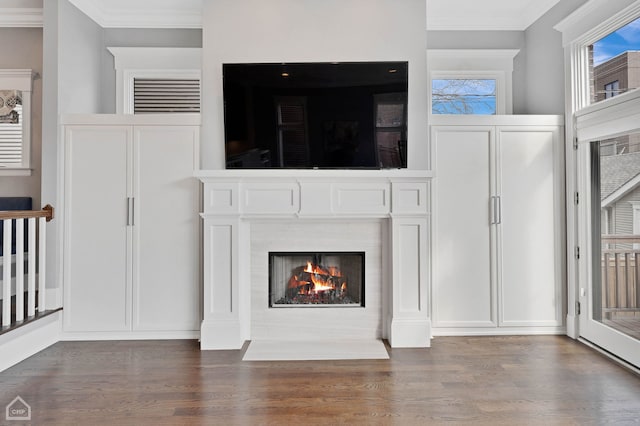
[
  {"left": 431, "top": 116, "right": 565, "bottom": 335},
  {"left": 61, "top": 115, "right": 200, "bottom": 338}
]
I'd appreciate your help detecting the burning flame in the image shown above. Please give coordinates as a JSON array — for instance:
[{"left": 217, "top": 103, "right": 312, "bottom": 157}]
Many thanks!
[
  {"left": 304, "top": 261, "right": 342, "bottom": 277},
  {"left": 310, "top": 273, "right": 334, "bottom": 292},
  {"left": 292, "top": 260, "right": 345, "bottom": 294}
]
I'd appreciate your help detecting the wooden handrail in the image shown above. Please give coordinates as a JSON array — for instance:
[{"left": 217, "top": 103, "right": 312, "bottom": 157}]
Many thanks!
[
  {"left": 0, "top": 204, "right": 54, "bottom": 222},
  {"left": 601, "top": 234, "right": 640, "bottom": 244}
]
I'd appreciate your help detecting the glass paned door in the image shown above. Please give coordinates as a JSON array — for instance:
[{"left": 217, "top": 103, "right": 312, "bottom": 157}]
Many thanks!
[{"left": 582, "top": 134, "right": 640, "bottom": 368}]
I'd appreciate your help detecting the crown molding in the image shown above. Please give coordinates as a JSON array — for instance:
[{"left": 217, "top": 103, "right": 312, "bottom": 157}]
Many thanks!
[
  {"left": 427, "top": 0, "right": 560, "bottom": 31},
  {"left": 427, "top": 17, "right": 527, "bottom": 31},
  {"left": 554, "top": 0, "right": 639, "bottom": 46},
  {"left": 521, "top": 0, "right": 561, "bottom": 28},
  {"left": 68, "top": 0, "right": 201, "bottom": 29},
  {"left": 0, "top": 8, "right": 43, "bottom": 28}
]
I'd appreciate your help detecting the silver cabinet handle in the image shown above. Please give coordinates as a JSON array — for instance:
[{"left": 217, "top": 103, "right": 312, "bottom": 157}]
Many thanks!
[
  {"left": 490, "top": 196, "right": 496, "bottom": 225},
  {"left": 496, "top": 196, "right": 502, "bottom": 224},
  {"left": 126, "top": 197, "right": 135, "bottom": 226}
]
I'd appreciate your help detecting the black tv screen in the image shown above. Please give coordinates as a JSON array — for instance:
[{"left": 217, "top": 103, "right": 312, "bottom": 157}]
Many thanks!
[{"left": 223, "top": 61, "right": 408, "bottom": 169}]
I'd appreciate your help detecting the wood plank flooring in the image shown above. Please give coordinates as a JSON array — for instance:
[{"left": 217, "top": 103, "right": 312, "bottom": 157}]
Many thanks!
[
  {"left": 0, "top": 336, "right": 639, "bottom": 425},
  {"left": 604, "top": 316, "right": 640, "bottom": 340}
]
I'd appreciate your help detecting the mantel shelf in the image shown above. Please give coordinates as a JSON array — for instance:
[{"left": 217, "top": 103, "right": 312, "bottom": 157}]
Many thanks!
[{"left": 195, "top": 168, "right": 433, "bottom": 181}]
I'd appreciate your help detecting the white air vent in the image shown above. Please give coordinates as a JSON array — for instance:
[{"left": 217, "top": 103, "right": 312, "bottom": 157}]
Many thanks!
[{"left": 133, "top": 78, "right": 200, "bottom": 114}]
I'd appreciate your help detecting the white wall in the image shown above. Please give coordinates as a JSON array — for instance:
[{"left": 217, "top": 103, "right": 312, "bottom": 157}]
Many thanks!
[
  {"left": 0, "top": 28, "right": 43, "bottom": 208},
  {"left": 42, "top": 0, "right": 104, "bottom": 291},
  {"left": 58, "top": 0, "right": 103, "bottom": 114},
  {"left": 201, "top": 0, "right": 429, "bottom": 170},
  {"left": 41, "top": 0, "right": 60, "bottom": 291},
  {"left": 523, "top": 0, "right": 588, "bottom": 114}
]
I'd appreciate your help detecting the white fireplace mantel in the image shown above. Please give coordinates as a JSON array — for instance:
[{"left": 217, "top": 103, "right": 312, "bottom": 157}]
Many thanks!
[{"left": 196, "top": 169, "right": 432, "bottom": 349}]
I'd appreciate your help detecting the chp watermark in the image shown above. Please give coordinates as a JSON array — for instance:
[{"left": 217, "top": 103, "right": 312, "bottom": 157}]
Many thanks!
[{"left": 5, "top": 396, "right": 31, "bottom": 421}]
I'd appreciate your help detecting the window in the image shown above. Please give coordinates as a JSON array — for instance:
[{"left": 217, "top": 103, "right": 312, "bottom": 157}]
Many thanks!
[
  {"left": 108, "top": 47, "right": 201, "bottom": 114},
  {"left": 590, "top": 16, "right": 640, "bottom": 104},
  {"left": 431, "top": 79, "right": 496, "bottom": 114},
  {"left": 276, "top": 97, "right": 308, "bottom": 167},
  {"left": 374, "top": 93, "right": 407, "bottom": 167},
  {"left": 604, "top": 81, "right": 620, "bottom": 99},
  {"left": 427, "top": 49, "right": 519, "bottom": 115},
  {"left": 0, "top": 70, "right": 34, "bottom": 176},
  {"left": 555, "top": 0, "right": 640, "bottom": 356}
]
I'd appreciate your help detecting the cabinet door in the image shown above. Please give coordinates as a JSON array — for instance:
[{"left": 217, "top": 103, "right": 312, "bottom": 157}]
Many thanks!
[
  {"left": 433, "top": 127, "right": 497, "bottom": 327},
  {"left": 132, "top": 126, "right": 200, "bottom": 331},
  {"left": 63, "top": 126, "right": 131, "bottom": 332},
  {"left": 498, "top": 127, "right": 563, "bottom": 326}
]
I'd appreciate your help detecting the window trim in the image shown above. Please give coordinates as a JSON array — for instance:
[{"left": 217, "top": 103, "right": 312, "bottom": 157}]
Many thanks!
[
  {"left": 427, "top": 49, "right": 519, "bottom": 116},
  {"left": 108, "top": 47, "right": 201, "bottom": 114},
  {"left": 0, "top": 69, "right": 34, "bottom": 176},
  {"left": 430, "top": 72, "right": 502, "bottom": 115}
]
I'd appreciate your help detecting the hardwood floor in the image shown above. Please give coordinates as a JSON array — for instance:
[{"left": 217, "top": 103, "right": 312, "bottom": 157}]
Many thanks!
[
  {"left": 1, "top": 336, "right": 639, "bottom": 425},
  {"left": 604, "top": 315, "right": 640, "bottom": 341}
]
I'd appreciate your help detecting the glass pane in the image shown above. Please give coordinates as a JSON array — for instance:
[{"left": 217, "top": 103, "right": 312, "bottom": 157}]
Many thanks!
[
  {"left": 432, "top": 79, "right": 496, "bottom": 115},
  {"left": 376, "top": 103, "right": 404, "bottom": 127},
  {"left": 0, "top": 92, "right": 23, "bottom": 165},
  {"left": 591, "top": 17, "right": 640, "bottom": 103},
  {"left": 593, "top": 132, "right": 640, "bottom": 341},
  {"left": 376, "top": 130, "right": 403, "bottom": 167},
  {"left": 280, "top": 128, "right": 308, "bottom": 167}
]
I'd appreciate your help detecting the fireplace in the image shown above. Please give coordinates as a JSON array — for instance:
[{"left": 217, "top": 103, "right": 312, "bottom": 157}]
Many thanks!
[
  {"left": 198, "top": 171, "right": 431, "bottom": 349},
  {"left": 269, "top": 252, "right": 365, "bottom": 307}
]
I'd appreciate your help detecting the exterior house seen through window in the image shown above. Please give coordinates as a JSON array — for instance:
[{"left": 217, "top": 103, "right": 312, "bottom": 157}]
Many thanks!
[{"left": 591, "top": 16, "right": 640, "bottom": 103}]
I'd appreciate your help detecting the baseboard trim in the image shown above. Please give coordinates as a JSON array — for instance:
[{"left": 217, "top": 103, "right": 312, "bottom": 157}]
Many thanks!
[
  {"left": 0, "top": 310, "right": 61, "bottom": 373},
  {"left": 200, "top": 319, "right": 245, "bottom": 350},
  {"left": 389, "top": 318, "right": 431, "bottom": 348},
  {"left": 431, "top": 326, "right": 567, "bottom": 336},
  {"left": 60, "top": 330, "right": 200, "bottom": 341}
]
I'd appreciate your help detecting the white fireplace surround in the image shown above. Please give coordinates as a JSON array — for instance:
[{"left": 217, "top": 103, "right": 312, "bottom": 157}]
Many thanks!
[{"left": 197, "top": 169, "right": 431, "bottom": 349}]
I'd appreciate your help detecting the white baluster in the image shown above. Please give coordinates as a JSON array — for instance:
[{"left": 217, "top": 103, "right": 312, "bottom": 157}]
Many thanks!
[
  {"left": 16, "top": 218, "right": 24, "bottom": 322},
  {"left": 2, "top": 219, "right": 12, "bottom": 327},
  {"left": 38, "top": 216, "right": 46, "bottom": 312},
  {"left": 28, "top": 217, "right": 36, "bottom": 317}
]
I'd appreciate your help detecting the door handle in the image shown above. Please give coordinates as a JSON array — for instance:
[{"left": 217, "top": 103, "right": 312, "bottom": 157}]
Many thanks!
[{"left": 496, "top": 195, "right": 502, "bottom": 224}]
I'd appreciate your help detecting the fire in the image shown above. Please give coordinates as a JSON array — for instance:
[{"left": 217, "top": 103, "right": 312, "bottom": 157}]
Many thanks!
[
  {"left": 304, "top": 261, "right": 342, "bottom": 278},
  {"left": 275, "top": 256, "right": 360, "bottom": 306},
  {"left": 292, "top": 260, "right": 346, "bottom": 294},
  {"left": 310, "top": 273, "right": 335, "bottom": 292}
]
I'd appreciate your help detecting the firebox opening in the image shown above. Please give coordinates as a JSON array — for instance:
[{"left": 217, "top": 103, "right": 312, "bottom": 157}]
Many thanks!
[{"left": 269, "top": 252, "right": 365, "bottom": 307}]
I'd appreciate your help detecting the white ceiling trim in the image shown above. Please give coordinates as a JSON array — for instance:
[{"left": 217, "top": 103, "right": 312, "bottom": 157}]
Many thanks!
[
  {"left": 521, "top": 0, "right": 563, "bottom": 29},
  {"left": 427, "top": 0, "right": 561, "bottom": 31},
  {"left": 68, "top": 0, "right": 201, "bottom": 29},
  {"left": 65, "top": 0, "right": 561, "bottom": 31},
  {"left": 427, "top": 16, "right": 529, "bottom": 31},
  {"left": 0, "top": 8, "right": 43, "bottom": 28}
]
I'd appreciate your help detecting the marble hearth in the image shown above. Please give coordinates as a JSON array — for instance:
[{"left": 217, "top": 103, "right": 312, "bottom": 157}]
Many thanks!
[{"left": 197, "top": 169, "right": 431, "bottom": 349}]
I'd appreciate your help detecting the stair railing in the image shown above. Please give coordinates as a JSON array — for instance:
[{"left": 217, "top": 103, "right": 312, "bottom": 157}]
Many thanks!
[{"left": 0, "top": 205, "right": 54, "bottom": 327}]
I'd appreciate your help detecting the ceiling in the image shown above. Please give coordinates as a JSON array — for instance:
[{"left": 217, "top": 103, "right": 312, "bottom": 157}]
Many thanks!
[
  {"left": 427, "top": 0, "right": 562, "bottom": 31},
  {"left": 1, "top": 0, "right": 562, "bottom": 31}
]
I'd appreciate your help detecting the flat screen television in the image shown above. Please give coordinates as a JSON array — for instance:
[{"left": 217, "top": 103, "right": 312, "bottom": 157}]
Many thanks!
[{"left": 223, "top": 61, "right": 408, "bottom": 169}]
